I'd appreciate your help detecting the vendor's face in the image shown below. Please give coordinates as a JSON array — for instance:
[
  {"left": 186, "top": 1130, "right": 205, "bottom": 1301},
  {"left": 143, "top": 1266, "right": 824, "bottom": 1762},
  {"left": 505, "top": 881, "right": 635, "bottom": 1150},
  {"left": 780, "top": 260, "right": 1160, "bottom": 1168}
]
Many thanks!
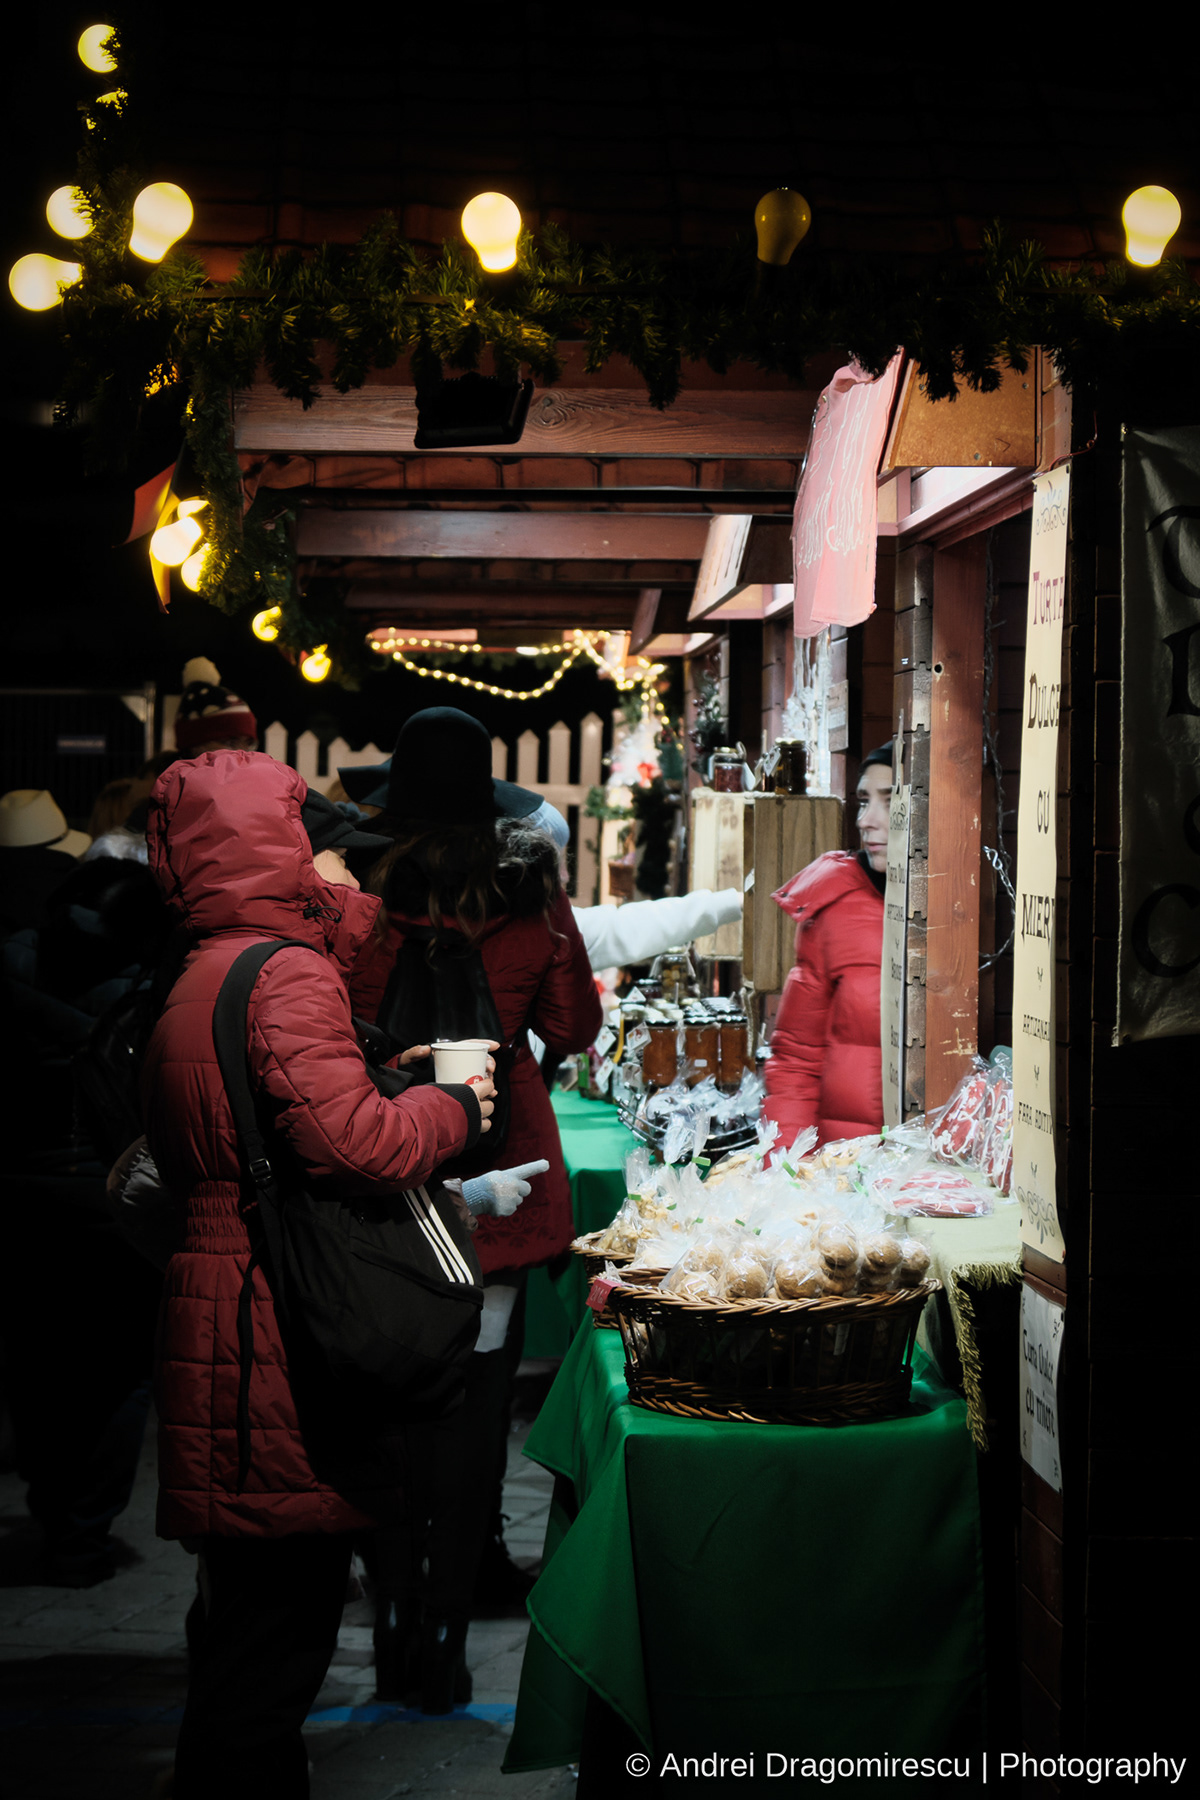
[
  {"left": 856, "top": 764, "right": 892, "bottom": 872},
  {"left": 313, "top": 847, "right": 360, "bottom": 889}
]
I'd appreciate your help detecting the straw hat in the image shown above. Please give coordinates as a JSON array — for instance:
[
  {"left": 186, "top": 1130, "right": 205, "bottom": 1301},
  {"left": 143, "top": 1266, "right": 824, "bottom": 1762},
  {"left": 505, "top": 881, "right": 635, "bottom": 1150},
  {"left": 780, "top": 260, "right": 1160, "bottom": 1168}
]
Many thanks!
[{"left": 0, "top": 789, "right": 92, "bottom": 858}]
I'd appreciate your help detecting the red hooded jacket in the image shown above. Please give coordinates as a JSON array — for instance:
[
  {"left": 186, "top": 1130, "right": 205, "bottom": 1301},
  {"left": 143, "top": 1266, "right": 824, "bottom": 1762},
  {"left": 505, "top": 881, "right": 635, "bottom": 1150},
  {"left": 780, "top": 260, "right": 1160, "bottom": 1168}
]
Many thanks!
[
  {"left": 763, "top": 850, "right": 885, "bottom": 1150},
  {"left": 351, "top": 830, "right": 602, "bottom": 1275},
  {"left": 142, "top": 754, "right": 481, "bottom": 1540}
]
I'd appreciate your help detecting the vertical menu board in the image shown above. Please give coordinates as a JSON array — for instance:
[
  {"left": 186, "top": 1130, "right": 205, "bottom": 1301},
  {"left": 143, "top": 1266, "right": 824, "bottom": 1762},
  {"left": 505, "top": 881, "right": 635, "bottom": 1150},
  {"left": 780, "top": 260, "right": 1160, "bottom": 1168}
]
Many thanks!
[{"left": 1012, "top": 465, "right": 1070, "bottom": 1260}]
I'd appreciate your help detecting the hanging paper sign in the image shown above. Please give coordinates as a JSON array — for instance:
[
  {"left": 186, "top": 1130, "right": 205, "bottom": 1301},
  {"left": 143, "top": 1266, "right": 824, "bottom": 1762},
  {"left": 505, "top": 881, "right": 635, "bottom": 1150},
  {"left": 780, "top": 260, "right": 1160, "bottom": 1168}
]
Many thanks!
[
  {"left": 880, "top": 783, "right": 911, "bottom": 1128},
  {"left": 1117, "top": 427, "right": 1200, "bottom": 1042},
  {"left": 791, "top": 354, "right": 905, "bottom": 637},
  {"left": 1019, "top": 1284, "right": 1064, "bottom": 1493},
  {"left": 1012, "top": 465, "right": 1070, "bottom": 1261}
]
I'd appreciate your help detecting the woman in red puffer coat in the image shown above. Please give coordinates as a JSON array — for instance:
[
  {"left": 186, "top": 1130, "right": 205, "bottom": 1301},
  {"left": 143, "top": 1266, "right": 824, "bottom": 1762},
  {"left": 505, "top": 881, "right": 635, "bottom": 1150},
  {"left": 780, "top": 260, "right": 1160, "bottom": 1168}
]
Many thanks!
[
  {"left": 763, "top": 746, "right": 892, "bottom": 1150},
  {"left": 345, "top": 706, "right": 601, "bottom": 1712},
  {"left": 141, "top": 752, "right": 488, "bottom": 1799}
]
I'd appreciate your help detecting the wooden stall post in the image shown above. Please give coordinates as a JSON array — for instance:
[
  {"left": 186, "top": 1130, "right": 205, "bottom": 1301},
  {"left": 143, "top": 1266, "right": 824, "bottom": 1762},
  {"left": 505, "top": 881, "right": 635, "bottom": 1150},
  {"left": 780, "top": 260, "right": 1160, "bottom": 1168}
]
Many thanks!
[{"left": 925, "top": 537, "right": 988, "bottom": 1110}]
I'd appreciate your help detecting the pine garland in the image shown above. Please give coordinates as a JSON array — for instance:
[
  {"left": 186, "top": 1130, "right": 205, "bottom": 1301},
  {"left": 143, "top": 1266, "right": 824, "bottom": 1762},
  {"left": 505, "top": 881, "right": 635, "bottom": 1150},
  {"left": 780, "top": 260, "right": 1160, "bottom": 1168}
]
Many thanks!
[{"left": 43, "top": 19, "right": 1200, "bottom": 680}]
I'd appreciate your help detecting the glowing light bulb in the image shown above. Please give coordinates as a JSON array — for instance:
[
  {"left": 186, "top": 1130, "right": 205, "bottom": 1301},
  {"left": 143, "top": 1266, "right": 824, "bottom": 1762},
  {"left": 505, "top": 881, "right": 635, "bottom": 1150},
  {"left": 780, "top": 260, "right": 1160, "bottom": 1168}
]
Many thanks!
[
  {"left": 149, "top": 514, "right": 202, "bottom": 566},
  {"left": 46, "top": 187, "right": 93, "bottom": 240},
  {"left": 300, "top": 645, "right": 331, "bottom": 683},
  {"left": 129, "top": 183, "right": 193, "bottom": 262},
  {"left": 1122, "top": 185, "right": 1182, "bottom": 267},
  {"left": 461, "top": 192, "right": 522, "bottom": 272},
  {"left": 252, "top": 607, "right": 282, "bottom": 643},
  {"left": 754, "top": 187, "right": 812, "bottom": 265},
  {"left": 77, "top": 25, "right": 117, "bottom": 72},
  {"left": 177, "top": 497, "right": 208, "bottom": 518},
  {"left": 95, "top": 89, "right": 127, "bottom": 106},
  {"left": 180, "top": 546, "right": 209, "bottom": 592},
  {"left": 8, "top": 253, "right": 82, "bottom": 310}
]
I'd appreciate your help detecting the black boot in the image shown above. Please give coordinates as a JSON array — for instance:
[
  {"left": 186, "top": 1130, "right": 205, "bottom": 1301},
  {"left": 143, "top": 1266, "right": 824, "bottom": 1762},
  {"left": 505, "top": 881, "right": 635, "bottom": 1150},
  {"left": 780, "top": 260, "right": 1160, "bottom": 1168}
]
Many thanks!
[
  {"left": 419, "top": 1614, "right": 472, "bottom": 1715},
  {"left": 373, "top": 1595, "right": 420, "bottom": 1703},
  {"left": 472, "top": 1531, "right": 537, "bottom": 1614}
]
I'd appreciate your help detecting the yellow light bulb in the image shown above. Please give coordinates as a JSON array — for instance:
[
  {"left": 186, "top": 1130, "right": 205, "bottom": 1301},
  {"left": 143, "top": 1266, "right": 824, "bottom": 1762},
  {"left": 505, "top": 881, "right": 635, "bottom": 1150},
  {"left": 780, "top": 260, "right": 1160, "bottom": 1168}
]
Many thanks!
[
  {"left": 754, "top": 187, "right": 812, "bottom": 266},
  {"left": 1122, "top": 185, "right": 1182, "bottom": 267},
  {"left": 149, "top": 514, "right": 202, "bottom": 566},
  {"left": 46, "top": 187, "right": 93, "bottom": 240},
  {"left": 77, "top": 25, "right": 117, "bottom": 72},
  {"left": 252, "top": 607, "right": 283, "bottom": 643},
  {"left": 461, "top": 192, "right": 522, "bottom": 272},
  {"left": 301, "top": 645, "right": 332, "bottom": 683},
  {"left": 8, "top": 253, "right": 82, "bottom": 310},
  {"left": 177, "top": 497, "right": 208, "bottom": 518},
  {"left": 129, "top": 183, "right": 194, "bottom": 262},
  {"left": 180, "top": 546, "right": 209, "bottom": 592}
]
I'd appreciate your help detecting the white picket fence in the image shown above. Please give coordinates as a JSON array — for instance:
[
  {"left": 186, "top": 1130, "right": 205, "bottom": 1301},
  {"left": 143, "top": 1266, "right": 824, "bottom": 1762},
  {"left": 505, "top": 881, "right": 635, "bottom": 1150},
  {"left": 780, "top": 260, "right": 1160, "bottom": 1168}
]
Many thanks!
[{"left": 255, "top": 712, "right": 611, "bottom": 904}]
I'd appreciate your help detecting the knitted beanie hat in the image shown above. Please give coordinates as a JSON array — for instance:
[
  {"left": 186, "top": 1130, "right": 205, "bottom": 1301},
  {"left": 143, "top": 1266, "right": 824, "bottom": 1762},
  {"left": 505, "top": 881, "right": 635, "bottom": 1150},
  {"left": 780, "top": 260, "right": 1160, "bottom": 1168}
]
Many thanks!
[{"left": 174, "top": 658, "right": 258, "bottom": 752}]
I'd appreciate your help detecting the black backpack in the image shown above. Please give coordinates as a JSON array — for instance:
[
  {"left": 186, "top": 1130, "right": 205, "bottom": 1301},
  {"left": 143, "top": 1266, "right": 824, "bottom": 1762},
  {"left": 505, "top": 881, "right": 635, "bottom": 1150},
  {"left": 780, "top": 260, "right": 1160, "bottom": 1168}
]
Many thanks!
[
  {"left": 375, "top": 923, "right": 516, "bottom": 1175},
  {"left": 212, "top": 940, "right": 484, "bottom": 1490}
]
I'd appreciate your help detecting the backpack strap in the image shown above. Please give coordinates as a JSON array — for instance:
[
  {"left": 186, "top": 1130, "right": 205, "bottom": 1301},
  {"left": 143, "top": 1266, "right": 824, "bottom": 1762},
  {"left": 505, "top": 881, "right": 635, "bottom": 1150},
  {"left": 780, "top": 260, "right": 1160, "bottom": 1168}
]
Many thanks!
[{"left": 211, "top": 936, "right": 319, "bottom": 1492}]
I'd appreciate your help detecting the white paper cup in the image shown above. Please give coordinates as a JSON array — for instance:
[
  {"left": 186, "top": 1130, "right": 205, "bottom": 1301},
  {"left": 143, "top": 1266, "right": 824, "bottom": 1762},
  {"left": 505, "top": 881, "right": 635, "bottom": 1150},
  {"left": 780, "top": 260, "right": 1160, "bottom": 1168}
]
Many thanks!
[{"left": 431, "top": 1039, "right": 491, "bottom": 1084}]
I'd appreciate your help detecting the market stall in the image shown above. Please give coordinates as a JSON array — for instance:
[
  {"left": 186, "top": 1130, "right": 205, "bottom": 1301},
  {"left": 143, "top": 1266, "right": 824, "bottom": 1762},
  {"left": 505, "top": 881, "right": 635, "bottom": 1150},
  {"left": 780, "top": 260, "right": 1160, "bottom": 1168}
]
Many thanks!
[{"left": 505, "top": 1324, "right": 984, "bottom": 1793}]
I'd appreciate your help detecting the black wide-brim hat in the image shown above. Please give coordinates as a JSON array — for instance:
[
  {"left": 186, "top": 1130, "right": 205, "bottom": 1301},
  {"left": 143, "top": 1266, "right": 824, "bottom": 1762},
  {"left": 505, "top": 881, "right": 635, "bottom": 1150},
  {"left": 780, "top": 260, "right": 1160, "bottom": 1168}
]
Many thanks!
[{"left": 338, "top": 707, "right": 542, "bottom": 822}]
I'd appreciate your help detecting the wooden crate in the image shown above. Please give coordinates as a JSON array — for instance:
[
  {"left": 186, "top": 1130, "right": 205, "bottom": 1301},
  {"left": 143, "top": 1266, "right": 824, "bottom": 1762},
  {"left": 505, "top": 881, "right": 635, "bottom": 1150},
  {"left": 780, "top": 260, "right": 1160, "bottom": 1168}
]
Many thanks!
[
  {"left": 743, "top": 795, "right": 844, "bottom": 992},
  {"left": 688, "top": 789, "right": 753, "bottom": 958}
]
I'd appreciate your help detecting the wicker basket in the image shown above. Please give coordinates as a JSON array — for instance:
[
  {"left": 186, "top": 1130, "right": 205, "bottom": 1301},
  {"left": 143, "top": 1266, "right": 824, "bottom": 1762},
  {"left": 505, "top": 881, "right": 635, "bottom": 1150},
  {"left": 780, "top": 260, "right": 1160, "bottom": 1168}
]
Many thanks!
[
  {"left": 609, "top": 1280, "right": 941, "bottom": 1424},
  {"left": 571, "top": 1231, "right": 668, "bottom": 1329}
]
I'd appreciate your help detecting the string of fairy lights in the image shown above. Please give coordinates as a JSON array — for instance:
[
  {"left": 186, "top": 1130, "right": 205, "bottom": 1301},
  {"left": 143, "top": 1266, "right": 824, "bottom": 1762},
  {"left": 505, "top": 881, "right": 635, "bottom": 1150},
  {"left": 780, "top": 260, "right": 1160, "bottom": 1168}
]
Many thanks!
[{"left": 365, "top": 627, "right": 672, "bottom": 726}]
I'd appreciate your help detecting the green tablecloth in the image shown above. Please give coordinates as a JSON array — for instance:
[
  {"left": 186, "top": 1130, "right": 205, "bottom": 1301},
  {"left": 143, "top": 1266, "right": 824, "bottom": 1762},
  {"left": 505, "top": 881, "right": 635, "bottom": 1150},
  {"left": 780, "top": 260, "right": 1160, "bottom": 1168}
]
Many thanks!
[
  {"left": 506, "top": 1325, "right": 984, "bottom": 1789},
  {"left": 522, "top": 1090, "right": 638, "bottom": 1360}
]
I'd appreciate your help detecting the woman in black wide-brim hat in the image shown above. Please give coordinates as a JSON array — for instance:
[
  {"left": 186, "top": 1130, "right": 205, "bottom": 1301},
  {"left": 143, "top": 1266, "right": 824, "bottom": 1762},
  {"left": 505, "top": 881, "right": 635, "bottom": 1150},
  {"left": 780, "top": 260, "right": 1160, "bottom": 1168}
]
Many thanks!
[{"left": 342, "top": 707, "right": 602, "bottom": 1711}]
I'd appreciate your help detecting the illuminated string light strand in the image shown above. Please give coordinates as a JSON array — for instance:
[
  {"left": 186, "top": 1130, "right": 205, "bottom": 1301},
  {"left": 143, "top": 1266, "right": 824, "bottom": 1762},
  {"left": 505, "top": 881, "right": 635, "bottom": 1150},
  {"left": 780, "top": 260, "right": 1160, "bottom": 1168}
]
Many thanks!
[{"left": 369, "top": 627, "right": 670, "bottom": 718}]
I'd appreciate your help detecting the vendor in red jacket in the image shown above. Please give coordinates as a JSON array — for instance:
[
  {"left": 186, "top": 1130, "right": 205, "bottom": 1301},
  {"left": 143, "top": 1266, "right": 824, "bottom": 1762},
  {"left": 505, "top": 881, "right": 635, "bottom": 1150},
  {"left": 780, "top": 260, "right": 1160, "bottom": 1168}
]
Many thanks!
[
  {"left": 141, "top": 753, "right": 492, "bottom": 1797},
  {"left": 764, "top": 744, "right": 892, "bottom": 1150}
]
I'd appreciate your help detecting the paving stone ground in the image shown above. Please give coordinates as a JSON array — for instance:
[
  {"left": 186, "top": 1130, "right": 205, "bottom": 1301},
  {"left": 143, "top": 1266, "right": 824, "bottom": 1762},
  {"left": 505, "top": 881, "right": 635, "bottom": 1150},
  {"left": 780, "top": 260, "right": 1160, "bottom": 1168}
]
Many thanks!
[{"left": 0, "top": 1378, "right": 574, "bottom": 1799}]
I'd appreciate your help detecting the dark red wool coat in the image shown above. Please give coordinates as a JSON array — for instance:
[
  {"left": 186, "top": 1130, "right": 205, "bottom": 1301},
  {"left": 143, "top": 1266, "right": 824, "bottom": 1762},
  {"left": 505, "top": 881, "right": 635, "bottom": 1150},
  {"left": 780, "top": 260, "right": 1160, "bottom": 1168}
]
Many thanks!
[
  {"left": 763, "top": 851, "right": 885, "bottom": 1150},
  {"left": 142, "top": 754, "right": 479, "bottom": 1540},
  {"left": 351, "top": 888, "right": 603, "bottom": 1274}
]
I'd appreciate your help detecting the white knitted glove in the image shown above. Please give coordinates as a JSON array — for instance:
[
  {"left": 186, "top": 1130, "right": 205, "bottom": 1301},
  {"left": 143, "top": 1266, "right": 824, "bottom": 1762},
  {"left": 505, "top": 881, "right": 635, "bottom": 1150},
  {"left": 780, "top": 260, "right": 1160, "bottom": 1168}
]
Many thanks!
[{"left": 456, "top": 1159, "right": 550, "bottom": 1217}]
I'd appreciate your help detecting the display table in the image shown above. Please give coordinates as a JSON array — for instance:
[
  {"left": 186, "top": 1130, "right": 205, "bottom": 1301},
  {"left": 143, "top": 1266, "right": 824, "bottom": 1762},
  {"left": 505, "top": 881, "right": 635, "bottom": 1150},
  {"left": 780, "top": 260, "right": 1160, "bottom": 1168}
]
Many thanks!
[
  {"left": 505, "top": 1324, "right": 984, "bottom": 1790},
  {"left": 913, "top": 1210, "right": 1022, "bottom": 1449},
  {"left": 522, "top": 1090, "right": 638, "bottom": 1360}
]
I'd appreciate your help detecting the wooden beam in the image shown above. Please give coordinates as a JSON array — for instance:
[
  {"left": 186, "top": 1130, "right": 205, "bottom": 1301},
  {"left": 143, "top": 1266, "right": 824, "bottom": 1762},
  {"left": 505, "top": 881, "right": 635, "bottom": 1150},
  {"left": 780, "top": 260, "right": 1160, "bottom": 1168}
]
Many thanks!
[
  {"left": 925, "top": 535, "right": 987, "bottom": 1111},
  {"left": 296, "top": 509, "right": 710, "bottom": 561},
  {"left": 342, "top": 583, "right": 640, "bottom": 627},
  {"left": 235, "top": 385, "right": 818, "bottom": 458}
]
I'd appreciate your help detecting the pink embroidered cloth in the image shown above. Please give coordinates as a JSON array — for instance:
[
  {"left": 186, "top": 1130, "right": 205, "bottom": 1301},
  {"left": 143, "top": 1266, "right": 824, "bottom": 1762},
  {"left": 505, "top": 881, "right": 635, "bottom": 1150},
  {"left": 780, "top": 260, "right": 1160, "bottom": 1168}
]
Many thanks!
[{"left": 791, "top": 353, "right": 904, "bottom": 637}]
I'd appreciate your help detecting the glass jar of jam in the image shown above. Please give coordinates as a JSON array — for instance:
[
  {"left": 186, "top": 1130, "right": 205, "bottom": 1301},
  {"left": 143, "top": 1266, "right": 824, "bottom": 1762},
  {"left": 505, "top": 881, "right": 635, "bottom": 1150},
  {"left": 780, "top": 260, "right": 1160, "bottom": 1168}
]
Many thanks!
[
  {"left": 717, "top": 1015, "right": 751, "bottom": 1091},
  {"left": 711, "top": 746, "right": 747, "bottom": 793},
  {"left": 642, "top": 1022, "right": 679, "bottom": 1090},
  {"left": 683, "top": 1013, "right": 719, "bottom": 1087},
  {"left": 772, "top": 738, "right": 808, "bottom": 795}
]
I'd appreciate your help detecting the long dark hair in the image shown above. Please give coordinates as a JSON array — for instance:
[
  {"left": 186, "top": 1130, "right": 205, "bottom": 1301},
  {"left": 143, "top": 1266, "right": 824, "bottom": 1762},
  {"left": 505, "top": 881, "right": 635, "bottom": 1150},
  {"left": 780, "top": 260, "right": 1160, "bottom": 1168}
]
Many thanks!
[
  {"left": 368, "top": 818, "right": 501, "bottom": 938},
  {"left": 368, "top": 814, "right": 563, "bottom": 936}
]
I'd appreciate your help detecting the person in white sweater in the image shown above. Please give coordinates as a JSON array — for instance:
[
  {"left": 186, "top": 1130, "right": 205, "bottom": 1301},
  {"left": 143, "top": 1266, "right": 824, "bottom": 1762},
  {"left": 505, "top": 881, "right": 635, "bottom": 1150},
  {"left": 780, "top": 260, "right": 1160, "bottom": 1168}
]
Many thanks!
[
  {"left": 524, "top": 797, "right": 741, "bottom": 972},
  {"left": 574, "top": 886, "right": 742, "bottom": 972}
]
